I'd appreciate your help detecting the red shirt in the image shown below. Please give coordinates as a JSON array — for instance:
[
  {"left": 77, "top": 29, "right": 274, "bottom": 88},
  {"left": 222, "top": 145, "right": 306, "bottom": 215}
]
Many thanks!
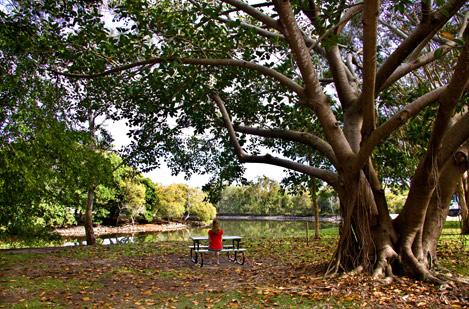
[{"left": 208, "top": 229, "right": 224, "bottom": 250}]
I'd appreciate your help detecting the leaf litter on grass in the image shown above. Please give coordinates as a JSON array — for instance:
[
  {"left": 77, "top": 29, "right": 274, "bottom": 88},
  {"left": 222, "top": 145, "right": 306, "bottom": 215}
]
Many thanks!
[{"left": 0, "top": 237, "right": 468, "bottom": 308}]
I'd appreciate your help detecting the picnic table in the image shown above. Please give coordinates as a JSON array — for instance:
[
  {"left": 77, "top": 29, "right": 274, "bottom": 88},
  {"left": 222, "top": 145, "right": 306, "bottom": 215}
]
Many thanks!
[{"left": 190, "top": 235, "right": 246, "bottom": 266}]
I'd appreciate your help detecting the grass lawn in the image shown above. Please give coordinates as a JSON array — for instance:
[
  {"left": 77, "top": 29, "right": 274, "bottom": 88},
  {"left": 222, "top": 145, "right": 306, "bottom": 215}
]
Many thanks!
[{"left": 0, "top": 222, "right": 467, "bottom": 308}]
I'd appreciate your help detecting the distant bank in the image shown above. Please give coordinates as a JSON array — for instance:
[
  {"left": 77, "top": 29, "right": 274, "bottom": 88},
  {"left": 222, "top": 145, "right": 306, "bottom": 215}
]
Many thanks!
[{"left": 216, "top": 215, "right": 340, "bottom": 223}]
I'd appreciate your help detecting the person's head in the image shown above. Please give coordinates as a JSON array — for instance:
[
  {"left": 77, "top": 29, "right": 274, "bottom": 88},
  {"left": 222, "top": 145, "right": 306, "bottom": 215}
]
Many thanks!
[{"left": 212, "top": 219, "right": 220, "bottom": 232}]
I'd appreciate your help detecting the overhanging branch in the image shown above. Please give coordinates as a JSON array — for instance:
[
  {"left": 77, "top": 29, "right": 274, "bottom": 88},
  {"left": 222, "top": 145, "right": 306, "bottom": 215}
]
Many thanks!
[
  {"left": 211, "top": 93, "right": 339, "bottom": 186},
  {"left": 52, "top": 57, "right": 304, "bottom": 95},
  {"left": 234, "top": 125, "right": 337, "bottom": 166}
]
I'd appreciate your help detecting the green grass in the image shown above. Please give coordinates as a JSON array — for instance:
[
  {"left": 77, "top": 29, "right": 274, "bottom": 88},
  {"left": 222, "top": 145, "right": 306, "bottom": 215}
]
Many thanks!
[
  {"left": 0, "top": 276, "right": 90, "bottom": 293},
  {"left": 6, "top": 299, "right": 57, "bottom": 309}
]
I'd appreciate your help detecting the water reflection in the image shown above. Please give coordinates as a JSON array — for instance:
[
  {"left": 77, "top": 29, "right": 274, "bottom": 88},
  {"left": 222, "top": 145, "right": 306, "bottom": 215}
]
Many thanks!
[
  {"left": 1, "top": 220, "right": 339, "bottom": 249},
  {"left": 63, "top": 220, "right": 338, "bottom": 246}
]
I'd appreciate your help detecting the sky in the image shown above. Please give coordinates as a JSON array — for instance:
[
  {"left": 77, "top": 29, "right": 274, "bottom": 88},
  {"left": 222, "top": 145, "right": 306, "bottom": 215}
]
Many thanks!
[{"left": 107, "top": 120, "right": 286, "bottom": 187}]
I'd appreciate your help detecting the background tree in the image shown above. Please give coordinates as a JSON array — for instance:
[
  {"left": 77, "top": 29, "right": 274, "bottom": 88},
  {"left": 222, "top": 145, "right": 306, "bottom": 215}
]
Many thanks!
[
  {"left": 118, "top": 178, "right": 146, "bottom": 225},
  {"left": 156, "top": 184, "right": 216, "bottom": 223}
]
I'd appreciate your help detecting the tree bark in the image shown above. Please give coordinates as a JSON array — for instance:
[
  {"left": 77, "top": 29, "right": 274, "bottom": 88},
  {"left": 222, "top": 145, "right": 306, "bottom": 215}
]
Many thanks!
[
  {"left": 84, "top": 108, "right": 98, "bottom": 245},
  {"left": 85, "top": 187, "right": 96, "bottom": 245},
  {"left": 310, "top": 179, "right": 320, "bottom": 239},
  {"left": 421, "top": 146, "right": 468, "bottom": 267},
  {"left": 458, "top": 174, "right": 469, "bottom": 234}
]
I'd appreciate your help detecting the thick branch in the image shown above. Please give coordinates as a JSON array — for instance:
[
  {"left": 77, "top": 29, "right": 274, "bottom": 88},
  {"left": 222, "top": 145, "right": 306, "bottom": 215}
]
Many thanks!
[
  {"left": 326, "top": 45, "right": 358, "bottom": 108},
  {"left": 360, "top": 0, "right": 380, "bottom": 137},
  {"left": 212, "top": 94, "right": 338, "bottom": 186},
  {"left": 221, "top": 2, "right": 273, "bottom": 15},
  {"left": 397, "top": 28, "right": 469, "bottom": 230},
  {"left": 234, "top": 125, "right": 337, "bottom": 166},
  {"left": 375, "top": 0, "right": 466, "bottom": 94},
  {"left": 431, "top": 32, "right": 469, "bottom": 160},
  {"left": 52, "top": 57, "right": 304, "bottom": 95},
  {"left": 273, "top": 0, "right": 354, "bottom": 162},
  {"left": 273, "top": 0, "right": 324, "bottom": 99},
  {"left": 353, "top": 87, "right": 445, "bottom": 172},
  {"left": 438, "top": 111, "right": 469, "bottom": 168},
  {"left": 421, "top": 0, "right": 432, "bottom": 22}
]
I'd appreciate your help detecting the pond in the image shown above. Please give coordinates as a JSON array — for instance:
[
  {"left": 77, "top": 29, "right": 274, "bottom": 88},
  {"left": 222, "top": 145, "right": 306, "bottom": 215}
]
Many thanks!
[{"left": 0, "top": 220, "right": 339, "bottom": 249}]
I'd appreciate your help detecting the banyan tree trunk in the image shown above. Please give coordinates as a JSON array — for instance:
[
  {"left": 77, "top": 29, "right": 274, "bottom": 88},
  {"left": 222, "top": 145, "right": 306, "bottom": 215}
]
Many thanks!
[{"left": 328, "top": 153, "right": 467, "bottom": 281}]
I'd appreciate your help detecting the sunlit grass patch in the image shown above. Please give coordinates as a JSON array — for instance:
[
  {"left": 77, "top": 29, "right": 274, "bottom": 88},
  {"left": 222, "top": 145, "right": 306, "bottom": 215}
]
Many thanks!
[{"left": 438, "top": 236, "right": 469, "bottom": 276}]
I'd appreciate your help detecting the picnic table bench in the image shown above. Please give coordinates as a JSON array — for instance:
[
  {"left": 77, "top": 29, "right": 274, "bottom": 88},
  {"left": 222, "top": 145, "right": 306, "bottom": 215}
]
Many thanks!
[{"left": 190, "top": 235, "right": 246, "bottom": 266}]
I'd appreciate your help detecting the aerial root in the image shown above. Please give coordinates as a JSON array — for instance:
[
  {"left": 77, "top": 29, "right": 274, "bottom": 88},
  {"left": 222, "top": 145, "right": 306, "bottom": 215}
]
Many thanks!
[
  {"left": 372, "top": 245, "right": 398, "bottom": 279},
  {"left": 350, "top": 265, "right": 364, "bottom": 274}
]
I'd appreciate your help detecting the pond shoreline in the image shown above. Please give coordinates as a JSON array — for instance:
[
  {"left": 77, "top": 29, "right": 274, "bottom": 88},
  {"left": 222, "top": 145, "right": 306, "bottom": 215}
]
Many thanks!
[
  {"left": 53, "top": 215, "right": 341, "bottom": 238},
  {"left": 2, "top": 216, "right": 340, "bottom": 253},
  {"left": 217, "top": 215, "right": 340, "bottom": 222},
  {"left": 54, "top": 222, "right": 189, "bottom": 238}
]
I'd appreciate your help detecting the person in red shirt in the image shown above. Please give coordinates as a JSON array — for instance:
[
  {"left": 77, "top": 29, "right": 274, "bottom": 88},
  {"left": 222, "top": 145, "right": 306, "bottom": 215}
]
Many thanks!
[{"left": 208, "top": 219, "right": 224, "bottom": 264}]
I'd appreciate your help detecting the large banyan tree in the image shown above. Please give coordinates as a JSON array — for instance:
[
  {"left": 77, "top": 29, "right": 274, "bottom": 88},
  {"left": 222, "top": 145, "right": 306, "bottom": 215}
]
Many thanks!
[{"left": 2, "top": 0, "right": 468, "bottom": 280}]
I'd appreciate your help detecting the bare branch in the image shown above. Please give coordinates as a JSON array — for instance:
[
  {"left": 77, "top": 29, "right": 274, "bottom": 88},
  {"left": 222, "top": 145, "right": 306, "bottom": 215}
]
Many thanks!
[
  {"left": 353, "top": 87, "right": 446, "bottom": 172},
  {"left": 431, "top": 32, "right": 469, "bottom": 159},
  {"left": 346, "top": 53, "right": 358, "bottom": 79},
  {"left": 212, "top": 94, "right": 339, "bottom": 186},
  {"left": 375, "top": 0, "right": 466, "bottom": 95},
  {"left": 52, "top": 57, "right": 304, "bottom": 95},
  {"left": 221, "top": 0, "right": 282, "bottom": 33},
  {"left": 380, "top": 45, "right": 454, "bottom": 91},
  {"left": 310, "top": 4, "right": 364, "bottom": 50},
  {"left": 234, "top": 125, "right": 337, "bottom": 166},
  {"left": 217, "top": 16, "right": 284, "bottom": 41},
  {"left": 220, "top": 2, "right": 273, "bottom": 15},
  {"left": 211, "top": 93, "right": 245, "bottom": 158},
  {"left": 222, "top": 0, "right": 328, "bottom": 56},
  {"left": 379, "top": 18, "right": 408, "bottom": 40},
  {"left": 457, "top": 11, "right": 469, "bottom": 38}
]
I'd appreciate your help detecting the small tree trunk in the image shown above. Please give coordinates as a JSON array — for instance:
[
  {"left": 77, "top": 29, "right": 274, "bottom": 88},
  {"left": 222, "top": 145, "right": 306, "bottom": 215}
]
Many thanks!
[
  {"left": 458, "top": 175, "right": 469, "bottom": 234},
  {"left": 310, "top": 179, "right": 320, "bottom": 239},
  {"left": 85, "top": 187, "right": 96, "bottom": 245}
]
